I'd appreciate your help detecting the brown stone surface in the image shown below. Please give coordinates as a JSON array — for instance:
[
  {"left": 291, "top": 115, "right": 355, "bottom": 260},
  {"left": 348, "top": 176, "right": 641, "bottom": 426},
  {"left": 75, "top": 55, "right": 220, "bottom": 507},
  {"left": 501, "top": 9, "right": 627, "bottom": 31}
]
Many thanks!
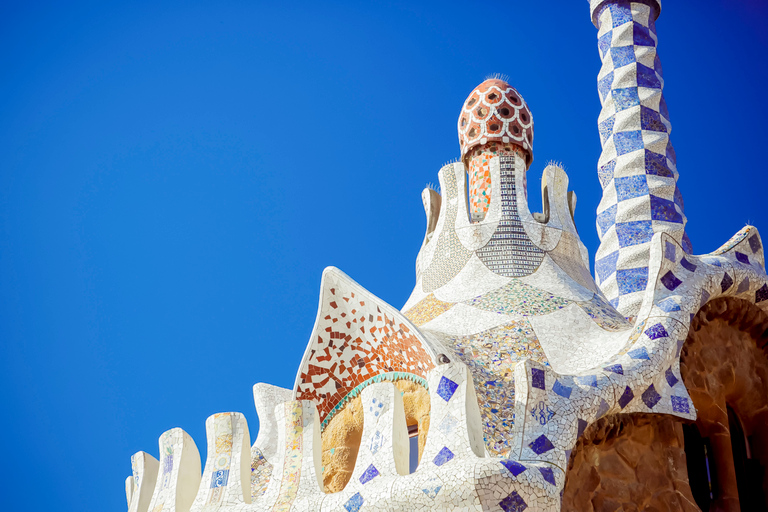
[
  {"left": 320, "top": 380, "right": 430, "bottom": 493},
  {"left": 681, "top": 298, "right": 768, "bottom": 510},
  {"left": 562, "top": 413, "right": 699, "bottom": 512}
]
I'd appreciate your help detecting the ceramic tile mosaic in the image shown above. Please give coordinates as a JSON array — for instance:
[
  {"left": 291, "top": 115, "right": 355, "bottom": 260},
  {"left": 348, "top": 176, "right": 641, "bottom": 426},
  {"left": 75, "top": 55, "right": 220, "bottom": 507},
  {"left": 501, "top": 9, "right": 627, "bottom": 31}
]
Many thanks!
[
  {"left": 293, "top": 268, "right": 437, "bottom": 428},
  {"left": 420, "top": 163, "right": 474, "bottom": 292},
  {"left": 477, "top": 157, "right": 546, "bottom": 278},
  {"left": 458, "top": 79, "right": 534, "bottom": 166},
  {"left": 464, "top": 278, "right": 570, "bottom": 316},
  {"left": 576, "top": 293, "right": 631, "bottom": 331},
  {"left": 468, "top": 146, "right": 522, "bottom": 223},
  {"left": 402, "top": 293, "right": 455, "bottom": 326},
  {"left": 434, "top": 319, "right": 549, "bottom": 457},
  {"left": 592, "top": 0, "right": 691, "bottom": 317},
  {"left": 250, "top": 448, "right": 272, "bottom": 501}
]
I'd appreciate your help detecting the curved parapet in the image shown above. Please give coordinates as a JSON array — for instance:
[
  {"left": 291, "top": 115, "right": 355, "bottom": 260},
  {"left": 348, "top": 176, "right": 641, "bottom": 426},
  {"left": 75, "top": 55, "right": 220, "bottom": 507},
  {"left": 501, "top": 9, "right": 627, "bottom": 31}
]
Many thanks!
[
  {"left": 257, "top": 400, "right": 324, "bottom": 510},
  {"left": 320, "top": 382, "right": 411, "bottom": 511},
  {"left": 250, "top": 384, "right": 293, "bottom": 501},
  {"left": 190, "top": 413, "right": 251, "bottom": 510},
  {"left": 252, "top": 383, "right": 293, "bottom": 461},
  {"left": 293, "top": 266, "right": 441, "bottom": 430},
  {"left": 128, "top": 451, "right": 159, "bottom": 512},
  {"left": 147, "top": 428, "right": 201, "bottom": 512}
]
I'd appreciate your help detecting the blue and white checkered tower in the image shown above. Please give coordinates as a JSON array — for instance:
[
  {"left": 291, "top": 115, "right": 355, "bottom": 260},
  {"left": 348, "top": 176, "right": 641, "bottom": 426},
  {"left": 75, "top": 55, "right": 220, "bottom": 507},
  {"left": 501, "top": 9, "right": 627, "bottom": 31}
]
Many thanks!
[{"left": 589, "top": 0, "right": 692, "bottom": 317}]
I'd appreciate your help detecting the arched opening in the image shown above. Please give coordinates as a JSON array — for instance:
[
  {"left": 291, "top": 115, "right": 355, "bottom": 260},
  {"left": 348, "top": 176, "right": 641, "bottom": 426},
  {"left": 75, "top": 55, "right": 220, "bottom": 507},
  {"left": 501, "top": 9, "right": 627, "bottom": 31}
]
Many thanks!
[
  {"left": 682, "top": 422, "right": 714, "bottom": 510},
  {"left": 320, "top": 379, "right": 430, "bottom": 493},
  {"left": 728, "top": 406, "right": 766, "bottom": 511}
]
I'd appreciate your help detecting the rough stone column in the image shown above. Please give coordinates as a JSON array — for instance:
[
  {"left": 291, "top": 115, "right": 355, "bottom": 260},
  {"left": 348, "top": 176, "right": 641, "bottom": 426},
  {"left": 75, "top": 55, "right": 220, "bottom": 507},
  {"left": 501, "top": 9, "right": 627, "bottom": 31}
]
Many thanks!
[
  {"left": 696, "top": 398, "right": 741, "bottom": 511},
  {"left": 588, "top": 0, "right": 691, "bottom": 317}
]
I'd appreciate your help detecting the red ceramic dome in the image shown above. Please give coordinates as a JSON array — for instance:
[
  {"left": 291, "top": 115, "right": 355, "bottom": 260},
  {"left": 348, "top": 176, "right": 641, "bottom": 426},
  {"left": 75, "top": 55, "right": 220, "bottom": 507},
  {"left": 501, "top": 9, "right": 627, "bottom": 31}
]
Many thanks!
[{"left": 457, "top": 79, "right": 534, "bottom": 166}]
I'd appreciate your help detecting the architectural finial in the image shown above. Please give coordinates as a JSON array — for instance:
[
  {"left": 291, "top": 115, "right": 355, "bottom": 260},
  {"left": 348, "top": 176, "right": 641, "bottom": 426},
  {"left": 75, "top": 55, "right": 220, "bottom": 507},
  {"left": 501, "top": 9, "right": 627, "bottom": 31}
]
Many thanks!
[
  {"left": 588, "top": 0, "right": 661, "bottom": 27},
  {"left": 457, "top": 79, "right": 534, "bottom": 223}
]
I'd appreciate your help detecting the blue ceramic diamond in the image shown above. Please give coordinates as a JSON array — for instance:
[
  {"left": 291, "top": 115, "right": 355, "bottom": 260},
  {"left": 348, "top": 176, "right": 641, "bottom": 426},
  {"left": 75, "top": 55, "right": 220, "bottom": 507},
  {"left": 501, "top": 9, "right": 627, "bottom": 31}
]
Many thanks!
[
  {"left": 628, "top": 347, "right": 650, "bottom": 360},
  {"left": 737, "top": 278, "right": 750, "bottom": 294},
  {"left": 608, "top": 2, "right": 633, "bottom": 27},
  {"left": 645, "top": 323, "right": 668, "bottom": 340},
  {"left": 756, "top": 284, "right": 768, "bottom": 303},
  {"left": 680, "top": 257, "right": 697, "bottom": 273},
  {"left": 749, "top": 234, "right": 762, "bottom": 253},
  {"left": 344, "top": 492, "right": 364, "bottom": 512},
  {"left": 735, "top": 252, "right": 750, "bottom": 264},
  {"left": 604, "top": 364, "right": 624, "bottom": 375},
  {"left": 616, "top": 220, "right": 654, "bottom": 248},
  {"left": 617, "top": 267, "right": 648, "bottom": 295},
  {"left": 664, "top": 241, "right": 676, "bottom": 262},
  {"left": 531, "top": 368, "right": 545, "bottom": 390},
  {"left": 598, "top": 31, "right": 613, "bottom": 59},
  {"left": 598, "top": 70, "right": 614, "bottom": 100},
  {"left": 577, "top": 419, "right": 588, "bottom": 438},
  {"left": 500, "top": 491, "right": 527, "bottom": 512},
  {"left": 359, "top": 464, "right": 379, "bottom": 484},
  {"left": 618, "top": 386, "right": 634, "bottom": 409},
  {"left": 436, "top": 376, "right": 458, "bottom": 402},
  {"left": 596, "top": 398, "right": 610, "bottom": 418},
  {"left": 665, "top": 367, "right": 679, "bottom": 387},
  {"left": 637, "top": 63, "right": 661, "bottom": 89},
  {"left": 721, "top": 273, "right": 733, "bottom": 293},
  {"left": 539, "top": 467, "right": 556, "bottom": 486},
  {"left": 552, "top": 380, "right": 572, "bottom": 399},
  {"left": 433, "top": 446, "right": 454, "bottom": 466},
  {"left": 642, "top": 384, "right": 661, "bottom": 409},
  {"left": 500, "top": 459, "right": 527, "bottom": 477},
  {"left": 615, "top": 174, "right": 648, "bottom": 200},
  {"left": 528, "top": 435, "right": 555, "bottom": 455},
  {"left": 700, "top": 289, "right": 711, "bottom": 308},
  {"left": 660, "top": 271, "right": 682, "bottom": 291},
  {"left": 612, "top": 87, "right": 640, "bottom": 111},
  {"left": 671, "top": 396, "right": 690, "bottom": 414},
  {"left": 596, "top": 250, "right": 620, "bottom": 283},
  {"left": 633, "top": 22, "right": 655, "bottom": 46},
  {"left": 610, "top": 46, "right": 636, "bottom": 69}
]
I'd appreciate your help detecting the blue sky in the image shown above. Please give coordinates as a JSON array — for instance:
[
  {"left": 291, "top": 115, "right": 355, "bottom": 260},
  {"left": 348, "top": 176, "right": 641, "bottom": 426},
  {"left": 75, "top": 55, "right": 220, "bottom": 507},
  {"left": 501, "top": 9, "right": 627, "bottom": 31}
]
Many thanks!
[{"left": 1, "top": 1, "right": 766, "bottom": 510}]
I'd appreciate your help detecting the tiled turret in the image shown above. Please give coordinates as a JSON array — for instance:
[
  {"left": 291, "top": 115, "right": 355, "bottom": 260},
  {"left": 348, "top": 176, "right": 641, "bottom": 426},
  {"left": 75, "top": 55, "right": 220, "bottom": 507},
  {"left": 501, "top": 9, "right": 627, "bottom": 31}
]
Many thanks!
[{"left": 590, "top": 0, "right": 692, "bottom": 317}]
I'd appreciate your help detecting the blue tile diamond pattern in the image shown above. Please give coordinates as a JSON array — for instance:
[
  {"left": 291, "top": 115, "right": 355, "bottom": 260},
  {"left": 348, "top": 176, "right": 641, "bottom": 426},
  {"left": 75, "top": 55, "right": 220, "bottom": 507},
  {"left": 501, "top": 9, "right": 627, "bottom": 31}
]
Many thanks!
[
  {"left": 501, "top": 459, "right": 527, "bottom": 477},
  {"left": 433, "top": 446, "right": 454, "bottom": 466},
  {"left": 359, "top": 464, "right": 379, "bottom": 484},
  {"left": 344, "top": 492, "right": 364, "bottom": 512},
  {"left": 642, "top": 384, "right": 661, "bottom": 409},
  {"left": 499, "top": 491, "right": 528, "bottom": 512},
  {"left": 593, "top": 0, "right": 689, "bottom": 316},
  {"left": 539, "top": 467, "right": 556, "bottom": 486},
  {"left": 528, "top": 435, "right": 555, "bottom": 455},
  {"left": 436, "top": 376, "right": 458, "bottom": 402}
]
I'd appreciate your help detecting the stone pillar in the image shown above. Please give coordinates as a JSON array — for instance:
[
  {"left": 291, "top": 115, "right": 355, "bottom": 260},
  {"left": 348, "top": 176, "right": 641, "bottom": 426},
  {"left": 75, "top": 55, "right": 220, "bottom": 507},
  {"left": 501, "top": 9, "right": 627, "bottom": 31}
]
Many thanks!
[
  {"left": 696, "top": 398, "right": 741, "bottom": 511},
  {"left": 588, "top": 0, "right": 691, "bottom": 316}
]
